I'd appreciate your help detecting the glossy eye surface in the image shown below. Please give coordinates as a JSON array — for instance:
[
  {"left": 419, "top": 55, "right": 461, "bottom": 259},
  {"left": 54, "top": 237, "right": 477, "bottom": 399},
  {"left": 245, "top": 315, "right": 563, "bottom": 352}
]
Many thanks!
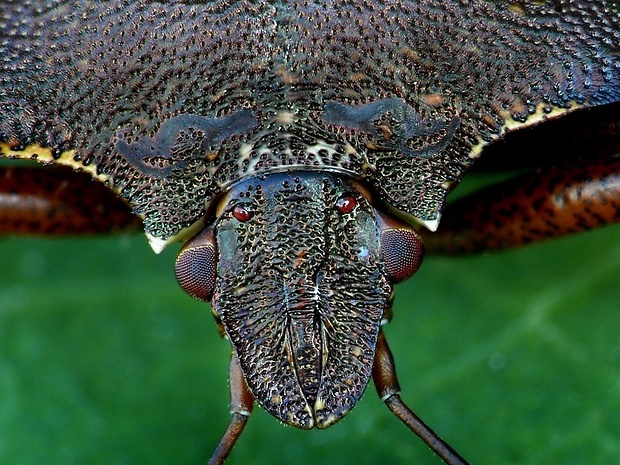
[
  {"left": 233, "top": 204, "right": 253, "bottom": 221},
  {"left": 376, "top": 211, "right": 425, "bottom": 283},
  {"left": 336, "top": 195, "right": 357, "bottom": 214},
  {"left": 175, "top": 229, "right": 217, "bottom": 301},
  {"left": 381, "top": 228, "right": 424, "bottom": 282}
]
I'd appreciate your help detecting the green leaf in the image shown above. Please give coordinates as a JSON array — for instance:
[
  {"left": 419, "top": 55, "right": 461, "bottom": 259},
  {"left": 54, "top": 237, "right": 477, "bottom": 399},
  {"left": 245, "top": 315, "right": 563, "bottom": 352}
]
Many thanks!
[{"left": 0, "top": 223, "right": 618, "bottom": 465}]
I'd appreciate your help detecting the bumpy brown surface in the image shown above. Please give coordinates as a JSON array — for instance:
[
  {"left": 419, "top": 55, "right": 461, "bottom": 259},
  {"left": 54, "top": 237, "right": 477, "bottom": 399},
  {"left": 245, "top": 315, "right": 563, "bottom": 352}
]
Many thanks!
[
  {"left": 422, "top": 158, "right": 620, "bottom": 253},
  {"left": 0, "top": 166, "right": 141, "bottom": 234},
  {"left": 1, "top": 1, "right": 619, "bottom": 243}
]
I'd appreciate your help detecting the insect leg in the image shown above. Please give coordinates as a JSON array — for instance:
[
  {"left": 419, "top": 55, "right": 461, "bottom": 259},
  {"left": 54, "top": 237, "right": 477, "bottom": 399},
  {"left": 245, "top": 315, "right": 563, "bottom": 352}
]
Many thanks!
[
  {"left": 208, "top": 352, "right": 254, "bottom": 465},
  {"left": 0, "top": 166, "right": 141, "bottom": 234},
  {"left": 422, "top": 158, "right": 620, "bottom": 254},
  {"left": 372, "top": 329, "right": 469, "bottom": 465}
]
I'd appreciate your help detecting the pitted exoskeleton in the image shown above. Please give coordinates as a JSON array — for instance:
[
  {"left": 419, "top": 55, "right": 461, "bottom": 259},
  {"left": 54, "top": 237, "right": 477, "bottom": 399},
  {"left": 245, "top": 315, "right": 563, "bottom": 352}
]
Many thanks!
[{"left": 174, "top": 172, "right": 445, "bottom": 463}]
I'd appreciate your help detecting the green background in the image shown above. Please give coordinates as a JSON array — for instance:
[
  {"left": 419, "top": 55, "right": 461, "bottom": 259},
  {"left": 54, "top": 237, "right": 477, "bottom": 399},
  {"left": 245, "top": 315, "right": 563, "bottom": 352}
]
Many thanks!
[{"left": 0, "top": 219, "right": 619, "bottom": 464}]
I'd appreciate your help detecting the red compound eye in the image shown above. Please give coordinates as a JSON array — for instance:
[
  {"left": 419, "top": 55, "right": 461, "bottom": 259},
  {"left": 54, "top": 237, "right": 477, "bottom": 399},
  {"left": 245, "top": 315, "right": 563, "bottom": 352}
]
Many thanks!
[
  {"left": 233, "top": 204, "right": 253, "bottom": 221},
  {"left": 376, "top": 211, "right": 425, "bottom": 283},
  {"left": 336, "top": 195, "right": 357, "bottom": 214},
  {"left": 381, "top": 228, "right": 424, "bottom": 283},
  {"left": 175, "top": 228, "right": 217, "bottom": 301}
]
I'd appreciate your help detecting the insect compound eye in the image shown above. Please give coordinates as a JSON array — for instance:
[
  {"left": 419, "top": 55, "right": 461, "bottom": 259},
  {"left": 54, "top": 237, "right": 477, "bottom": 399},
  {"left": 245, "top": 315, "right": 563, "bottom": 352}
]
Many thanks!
[
  {"left": 377, "top": 212, "right": 425, "bottom": 283},
  {"left": 336, "top": 194, "right": 357, "bottom": 214},
  {"left": 174, "top": 227, "right": 217, "bottom": 302},
  {"left": 232, "top": 204, "right": 253, "bottom": 222}
]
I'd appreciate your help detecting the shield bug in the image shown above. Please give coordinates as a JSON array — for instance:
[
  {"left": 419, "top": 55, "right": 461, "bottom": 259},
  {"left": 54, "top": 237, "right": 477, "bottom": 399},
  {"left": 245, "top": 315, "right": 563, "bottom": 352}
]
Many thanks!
[{"left": 0, "top": 1, "right": 619, "bottom": 464}]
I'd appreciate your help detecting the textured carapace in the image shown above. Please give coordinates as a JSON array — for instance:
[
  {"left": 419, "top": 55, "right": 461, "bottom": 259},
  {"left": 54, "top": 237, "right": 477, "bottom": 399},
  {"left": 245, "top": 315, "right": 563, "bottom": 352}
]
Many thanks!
[
  {"left": 175, "top": 171, "right": 423, "bottom": 428},
  {"left": 1, "top": 1, "right": 618, "bottom": 251}
]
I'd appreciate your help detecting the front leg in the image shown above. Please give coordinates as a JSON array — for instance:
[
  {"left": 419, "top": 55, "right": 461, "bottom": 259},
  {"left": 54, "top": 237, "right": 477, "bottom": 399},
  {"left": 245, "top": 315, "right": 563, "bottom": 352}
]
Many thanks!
[
  {"left": 208, "top": 352, "right": 254, "bottom": 465},
  {"left": 373, "top": 329, "right": 469, "bottom": 465}
]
